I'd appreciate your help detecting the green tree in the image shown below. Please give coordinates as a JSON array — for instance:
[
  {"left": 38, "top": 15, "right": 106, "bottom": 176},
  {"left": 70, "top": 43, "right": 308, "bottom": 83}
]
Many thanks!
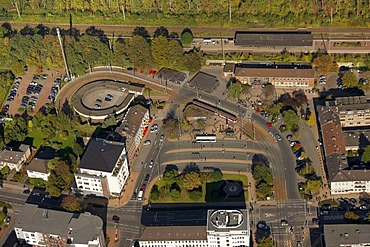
[
  {"left": 182, "top": 171, "right": 202, "bottom": 190},
  {"left": 11, "top": 60, "right": 26, "bottom": 76},
  {"left": 0, "top": 166, "right": 10, "bottom": 179},
  {"left": 188, "top": 189, "right": 203, "bottom": 201},
  {"left": 170, "top": 188, "right": 181, "bottom": 201},
  {"left": 342, "top": 71, "right": 358, "bottom": 88},
  {"left": 163, "top": 118, "right": 180, "bottom": 139},
  {"left": 283, "top": 110, "right": 300, "bottom": 132},
  {"left": 181, "top": 31, "right": 193, "bottom": 46},
  {"left": 257, "top": 183, "right": 273, "bottom": 199},
  {"left": 127, "top": 35, "right": 152, "bottom": 69},
  {"left": 150, "top": 185, "right": 160, "bottom": 201},
  {"left": 258, "top": 237, "right": 274, "bottom": 247},
  {"left": 306, "top": 179, "right": 322, "bottom": 194},
  {"left": 270, "top": 102, "right": 283, "bottom": 116},
  {"left": 73, "top": 142, "right": 84, "bottom": 157},
  {"left": 163, "top": 169, "right": 179, "bottom": 186},
  {"left": 167, "top": 40, "right": 184, "bottom": 69},
  {"left": 362, "top": 145, "right": 370, "bottom": 163},
  {"left": 61, "top": 195, "right": 82, "bottom": 212},
  {"left": 228, "top": 82, "right": 243, "bottom": 100},
  {"left": 313, "top": 55, "right": 338, "bottom": 75},
  {"left": 184, "top": 51, "right": 202, "bottom": 74},
  {"left": 151, "top": 36, "right": 169, "bottom": 68},
  {"left": 252, "top": 165, "right": 273, "bottom": 185},
  {"left": 344, "top": 211, "right": 360, "bottom": 221},
  {"left": 211, "top": 170, "right": 223, "bottom": 181}
]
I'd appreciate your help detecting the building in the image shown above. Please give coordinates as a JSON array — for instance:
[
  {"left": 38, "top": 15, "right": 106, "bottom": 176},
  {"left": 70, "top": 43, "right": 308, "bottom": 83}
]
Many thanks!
[
  {"left": 74, "top": 138, "right": 129, "bottom": 197},
  {"left": 326, "top": 96, "right": 370, "bottom": 128},
  {"left": 323, "top": 224, "right": 370, "bottom": 247},
  {"left": 317, "top": 100, "right": 370, "bottom": 195},
  {"left": 234, "top": 31, "right": 313, "bottom": 47},
  {"left": 232, "top": 63, "right": 315, "bottom": 88},
  {"left": 223, "top": 63, "right": 235, "bottom": 77},
  {"left": 26, "top": 147, "right": 57, "bottom": 181},
  {"left": 0, "top": 144, "right": 30, "bottom": 172},
  {"left": 139, "top": 209, "right": 250, "bottom": 247},
  {"left": 14, "top": 204, "right": 105, "bottom": 247},
  {"left": 342, "top": 129, "right": 370, "bottom": 151},
  {"left": 115, "top": 104, "right": 149, "bottom": 164}
]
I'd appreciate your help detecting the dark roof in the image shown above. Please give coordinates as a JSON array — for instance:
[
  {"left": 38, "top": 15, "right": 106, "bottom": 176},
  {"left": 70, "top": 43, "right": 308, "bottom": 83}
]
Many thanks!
[
  {"left": 79, "top": 138, "right": 125, "bottom": 172},
  {"left": 234, "top": 31, "right": 313, "bottom": 47},
  {"left": 223, "top": 63, "right": 235, "bottom": 73},
  {"left": 122, "top": 104, "right": 148, "bottom": 138},
  {"left": 27, "top": 158, "right": 49, "bottom": 174},
  {"left": 324, "top": 224, "right": 370, "bottom": 247},
  {"left": 139, "top": 226, "right": 207, "bottom": 241},
  {"left": 332, "top": 169, "right": 370, "bottom": 182}
]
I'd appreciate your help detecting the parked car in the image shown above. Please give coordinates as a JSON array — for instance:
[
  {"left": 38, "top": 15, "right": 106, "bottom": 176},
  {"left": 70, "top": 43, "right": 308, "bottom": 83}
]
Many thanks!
[
  {"left": 149, "top": 160, "right": 154, "bottom": 168},
  {"left": 160, "top": 135, "right": 165, "bottom": 141},
  {"left": 281, "top": 220, "right": 289, "bottom": 226},
  {"left": 275, "top": 134, "right": 282, "bottom": 141},
  {"left": 144, "top": 174, "right": 150, "bottom": 182},
  {"left": 143, "top": 140, "right": 151, "bottom": 146},
  {"left": 257, "top": 222, "right": 268, "bottom": 230}
]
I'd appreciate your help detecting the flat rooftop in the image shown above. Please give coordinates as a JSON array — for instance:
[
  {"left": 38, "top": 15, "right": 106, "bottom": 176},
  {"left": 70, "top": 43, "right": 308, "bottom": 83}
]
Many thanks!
[
  {"left": 207, "top": 209, "right": 248, "bottom": 232},
  {"left": 139, "top": 226, "right": 207, "bottom": 241},
  {"left": 235, "top": 31, "right": 313, "bottom": 47},
  {"left": 324, "top": 224, "right": 370, "bottom": 247}
]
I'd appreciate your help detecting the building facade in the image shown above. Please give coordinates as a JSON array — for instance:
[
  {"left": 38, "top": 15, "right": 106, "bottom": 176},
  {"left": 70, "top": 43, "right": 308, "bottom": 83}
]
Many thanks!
[
  {"left": 139, "top": 209, "right": 250, "bottom": 247},
  {"left": 116, "top": 104, "right": 149, "bottom": 164},
  {"left": 14, "top": 204, "right": 105, "bottom": 247},
  {"left": 74, "top": 138, "right": 129, "bottom": 197},
  {"left": 0, "top": 144, "right": 30, "bottom": 171},
  {"left": 228, "top": 63, "right": 315, "bottom": 88}
]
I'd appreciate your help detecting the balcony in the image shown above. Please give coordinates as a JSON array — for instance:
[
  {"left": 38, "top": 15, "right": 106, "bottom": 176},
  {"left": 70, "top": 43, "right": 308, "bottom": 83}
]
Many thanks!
[{"left": 113, "top": 157, "right": 126, "bottom": 176}]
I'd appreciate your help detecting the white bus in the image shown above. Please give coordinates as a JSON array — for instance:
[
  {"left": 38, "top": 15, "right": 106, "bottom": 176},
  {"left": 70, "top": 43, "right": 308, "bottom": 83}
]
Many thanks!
[{"left": 195, "top": 135, "right": 217, "bottom": 143}]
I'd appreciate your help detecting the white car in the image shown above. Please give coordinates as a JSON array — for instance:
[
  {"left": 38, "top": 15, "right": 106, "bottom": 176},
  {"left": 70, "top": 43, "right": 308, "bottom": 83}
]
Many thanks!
[
  {"left": 149, "top": 160, "right": 154, "bottom": 168},
  {"left": 143, "top": 140, "right": 151, "bottom": 146}
]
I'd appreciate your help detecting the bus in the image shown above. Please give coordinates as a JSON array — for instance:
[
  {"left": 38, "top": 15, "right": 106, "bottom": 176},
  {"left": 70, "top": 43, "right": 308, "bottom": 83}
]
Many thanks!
[{"left": 195, "top": 135, "right": 217, "bottom": 143}]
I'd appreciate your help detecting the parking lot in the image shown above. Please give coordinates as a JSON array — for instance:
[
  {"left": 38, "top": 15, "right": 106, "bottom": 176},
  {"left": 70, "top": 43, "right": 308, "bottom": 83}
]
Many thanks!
[{"left": 3, "top": 69, "right": 61, "bottom": 116}]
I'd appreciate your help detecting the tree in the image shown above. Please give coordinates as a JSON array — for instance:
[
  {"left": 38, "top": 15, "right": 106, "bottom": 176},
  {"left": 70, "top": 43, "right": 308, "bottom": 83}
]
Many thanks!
[
  {"left": 163, "top": 169, "right": 179, "bottom": 186},
  {"left": 252, "top": 165, "right": 273, "bottom": 185},
  {"left": 61, "top": 195, "right": 82, "bottom": 212},
  {"left": 228, "top": 82, "right": 242, "bottom": 99},
  {"left": 306, "top": 179, "right": 322, "bottom": 194},
  {"left": 150, "top": 185, "right": 160, "bottom": 201},
  {"left": 0, "top": 166, "right": 10, "bottom": 179},
  {"left": 211, "top": 170, "right": 223, "bottom": 181},
  {"left": 344, "top": 211, "right": 360, "bottom": 221},
  {"left": 170, "top": 188, "right": 181, "bottom": 201},
  {"left": 292, "top": 89, "right": 308, "bottom": 108},
  {"left": 307, "top": 113, "right": 316, "bottom": 127},
  {"left": 313, "top": 55, "right": 338, "bottom": 75},
  {"left": 163, "top": 118, "right": 180, "bottom": 139},
  {"left": 167, "top": 40, "right": 184, "bottom": 69},
  {"left": 73, "top": 142, "right": 84, "bottom": 157},
  {"left": 269, "top": 102, "right": 283, "bottom": 116},
  {"left": 153, "top": 26, "right": 169, "bottom": 38},
  {"left": 184, "top": 50, "right": 202, "bottom": 74},
  {"left": 362, "top": 146, "right": 370, "bottom": 163},
  {"left": 258, "top": 237, "right": 274, "bottom": 247},
  {"left": 283, "top": 110, "right": 300, "bottom": 132},
  {"left": 261, "top": 84, "right": 276, "bottom": 106},
  {"left": 132, "top": 26, "right": 149, "bottom": 38},
  {"left": 11, "top": 60, "right": 25, "bottom": 76},
  {"left": 182, "top": 171, "right": 202, "bottom": 190},
  {"left": 127, "top": 36, "right": 152, "bottom": 69},
  {"left": 181, "top": 31, "right": 193, "bottom": 46},
  {"left": 257, "top": 183, "right": 273, "bottom": 199},
  {"left": 342, "top": 71, "right": 358, "bottom": 88},
  {"left": 188, "top": 189, "right": 203, "bottom": 201},
  {"left": 151, "top": 36, "right": 170, "bottom": 68}
]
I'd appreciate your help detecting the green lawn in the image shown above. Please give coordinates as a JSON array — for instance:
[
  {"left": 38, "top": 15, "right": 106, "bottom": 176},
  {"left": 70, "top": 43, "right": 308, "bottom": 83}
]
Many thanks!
[
  {"left": 0, "top": 202, "right": 12, "bottom": 209},
  {"left": 26, "top": 128, "right": 44, "bottom": 148},
  {"left": 143, "top": 88, "right": 168, "bottom": 97},
  {"left": 27, "top": 128, "right": 76, "bottom": 149},
  {"left": 152, "top": 173, "right": 248, "bottom": 203}
]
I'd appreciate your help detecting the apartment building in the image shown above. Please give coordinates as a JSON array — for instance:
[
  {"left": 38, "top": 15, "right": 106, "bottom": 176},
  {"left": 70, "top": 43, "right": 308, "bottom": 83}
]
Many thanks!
[
  {"left": 74, "top": 138, "right": 129, "bottom": 197},
  {"left": 326, "top": 96, "right": 370, "bottom": 127},
  {"left": 14, "top": 204, "right": 105, "bottom": 247},
  {"left": 115, "top": 104, "right": 149, "bottom": 164},
  {"left": 318, "top": 99, "right": 370, "bottom": 195},
  {"left": 139, "top": 209, "right": 250, "bottom": 247}
]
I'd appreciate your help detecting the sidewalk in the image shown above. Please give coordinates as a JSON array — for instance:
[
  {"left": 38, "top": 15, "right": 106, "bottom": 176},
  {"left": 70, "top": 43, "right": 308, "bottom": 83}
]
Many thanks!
[{"left": 109, "top": 171, "right": 140, "bottom": 207}]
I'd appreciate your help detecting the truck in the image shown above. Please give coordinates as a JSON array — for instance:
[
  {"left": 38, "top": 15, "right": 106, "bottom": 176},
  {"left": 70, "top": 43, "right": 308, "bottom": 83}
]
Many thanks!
[{"left": 137, "top": 190, "right": 144, "bottom": 201}]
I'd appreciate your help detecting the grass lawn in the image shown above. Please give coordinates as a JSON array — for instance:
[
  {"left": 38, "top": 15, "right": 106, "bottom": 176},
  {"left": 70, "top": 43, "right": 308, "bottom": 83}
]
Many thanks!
[
  {"left": 319, "top": 199, "right": 340, "bottom": 207},
  {"left": 151, "top": 173, "right": 248, "bottom": 203},
  {"left": 26, "top": 128, "right": 44, "bottom": 148},
  {"left": 143, "top": 88, "right": 168, "bottom": 97},
  {"left": 26, "top": 178, "right": 46, "bottom": 188},
  {"left": 0, "top": 202, "right": 12, "bottom": 209}
]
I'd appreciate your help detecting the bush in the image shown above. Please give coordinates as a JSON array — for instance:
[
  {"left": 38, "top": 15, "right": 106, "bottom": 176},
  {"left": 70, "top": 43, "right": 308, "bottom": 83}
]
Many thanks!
[
  {"left": 180, "top": 31, "right": 193, "bottom": 46},
  {"left": 188, "top": 189, "right": 203, "bottom": 201}
]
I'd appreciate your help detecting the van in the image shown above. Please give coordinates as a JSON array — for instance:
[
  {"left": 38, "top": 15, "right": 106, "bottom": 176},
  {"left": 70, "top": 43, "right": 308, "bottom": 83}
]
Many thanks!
[{"left": 137, "top": 190, "right": 144, "bottom": 201}]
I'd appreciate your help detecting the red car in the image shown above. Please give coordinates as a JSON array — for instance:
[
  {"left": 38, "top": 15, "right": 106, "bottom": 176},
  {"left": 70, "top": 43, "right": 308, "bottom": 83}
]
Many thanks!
[
  {"left": 141, "top": 184, "right": 146, "bottom": 191},
  {"left": 267, "top": 122, "right": 272, "bottom": 128}
]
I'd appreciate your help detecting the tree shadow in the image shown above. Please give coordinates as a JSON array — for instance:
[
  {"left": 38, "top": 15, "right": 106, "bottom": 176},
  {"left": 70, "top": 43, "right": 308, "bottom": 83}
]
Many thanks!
[
  {"left": 252, "top": 154, "right": 270, "bottom": 169},
  {"left": 165, "top": 164, "right": 178, "bottom": 172},
  {"left": 183, "top": 162, "right": 200, "bottom": 174},
  {"left": 61, "top": 99, "right": 74, "bottom": 117}
]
